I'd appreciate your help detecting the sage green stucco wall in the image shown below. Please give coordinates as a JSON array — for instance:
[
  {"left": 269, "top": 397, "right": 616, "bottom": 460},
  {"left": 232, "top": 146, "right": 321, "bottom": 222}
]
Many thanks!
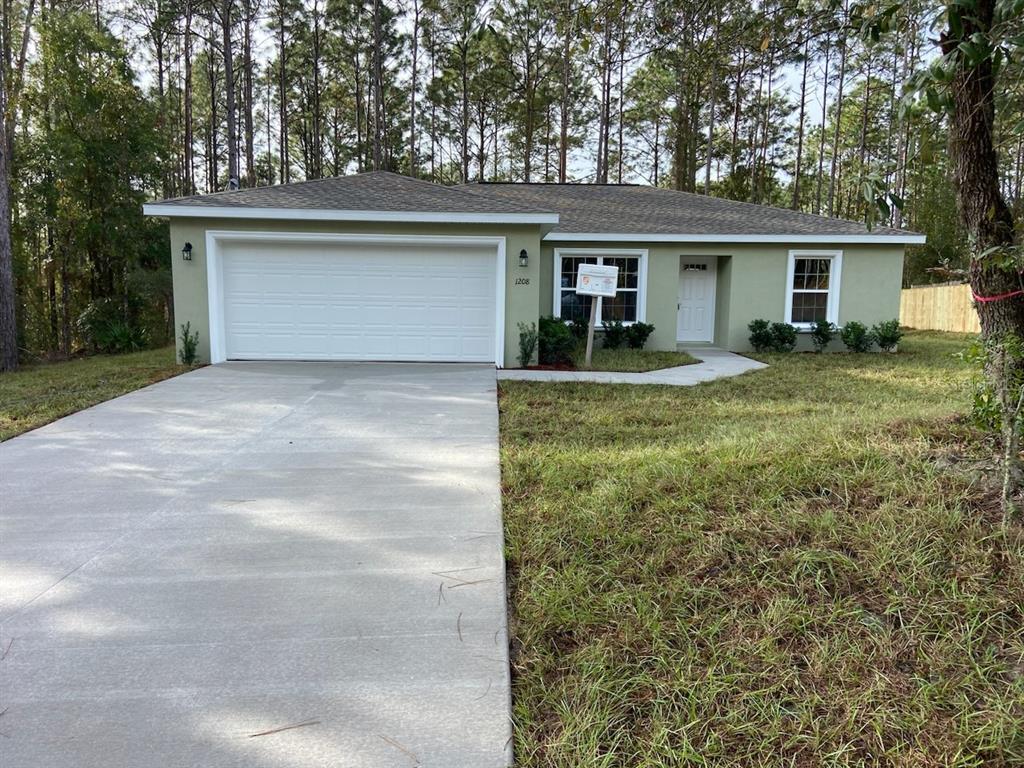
[
  {"left": 541, "top": 241, "right": 905, "bottom": 352},
  {"left": 721, "top": 244, "right": 905, "bottom": 351},
  {"left": 166, "top": 218, "right": 542, "bottom": 365}
]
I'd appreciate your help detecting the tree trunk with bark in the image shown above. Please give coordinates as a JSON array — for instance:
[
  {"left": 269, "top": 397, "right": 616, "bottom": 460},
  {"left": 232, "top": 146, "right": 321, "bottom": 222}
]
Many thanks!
[{"left": 943, "top": 0, "right": 1023, "bottom": 514}]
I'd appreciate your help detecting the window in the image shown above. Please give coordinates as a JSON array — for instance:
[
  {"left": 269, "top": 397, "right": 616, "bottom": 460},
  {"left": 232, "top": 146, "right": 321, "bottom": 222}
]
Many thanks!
[
  {"left": 554, "top": 250, "right": 646, "bottom": 324},
  {"left": 785, "top": 250, "right": 842, "bottom": 327}
]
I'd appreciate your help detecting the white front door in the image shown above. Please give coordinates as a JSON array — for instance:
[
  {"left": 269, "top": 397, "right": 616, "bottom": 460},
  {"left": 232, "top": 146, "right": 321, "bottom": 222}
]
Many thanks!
[{"left": 676, "top": 256, "right": 717, "bottom": 343}]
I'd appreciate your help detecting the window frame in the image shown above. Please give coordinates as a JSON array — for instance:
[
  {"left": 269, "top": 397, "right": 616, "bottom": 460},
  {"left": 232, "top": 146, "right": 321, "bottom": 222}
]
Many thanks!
[
  {"left": 784, "top": 249, "right": 843, "bottom": 329},
  {"left": 553, "top": 247, "right": 648, "bottom": 325}
]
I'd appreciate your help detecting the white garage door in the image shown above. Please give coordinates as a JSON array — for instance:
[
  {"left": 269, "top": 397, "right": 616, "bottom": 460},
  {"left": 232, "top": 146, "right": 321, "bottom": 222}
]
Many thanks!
[{"left": 220, "top": 240, "right": 497, "bottom": 362}]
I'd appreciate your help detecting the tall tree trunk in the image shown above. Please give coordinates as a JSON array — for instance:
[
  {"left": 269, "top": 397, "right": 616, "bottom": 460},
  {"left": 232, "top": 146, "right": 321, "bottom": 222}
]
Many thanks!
[
  {"left": 371, "top": 0, "right": 383, "bottom": 171},
  {"left": 220, "top": 0, "right": 238, "bottom": 190},
  {"left": 791, "top": 34, "right": 809, "bottom": 210},
  {"left": 0, "top": 84, "right": 16, "bottom": 371},
  {"left": 184, "top": 0, "right": 195, "bottom": 194},
  {"left": 827, "top": 1, "right": 848, "bottom": 217},
  {"left": 242, "top": 0, "right": 255, "bottom": 185},
  {"left": 558, "top": 1, "right": 571, "bottom": 183},
  {"left": 0, "top": 0, "right": 34, "bottom": 371},
  {"left": 814, "top": 35, "right": 830, "bottom": 215},
  {"left": 408, "top": 0, "right": 419, "bottom": 176},
  {"left": 943, "top": 0, "right": 1023, "bottom": 514}
]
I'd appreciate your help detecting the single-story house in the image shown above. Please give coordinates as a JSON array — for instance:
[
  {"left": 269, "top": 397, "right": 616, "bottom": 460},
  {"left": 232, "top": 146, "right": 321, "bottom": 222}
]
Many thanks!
[{"left": 143, "top": 171, "right": 925, "bottom": 366}]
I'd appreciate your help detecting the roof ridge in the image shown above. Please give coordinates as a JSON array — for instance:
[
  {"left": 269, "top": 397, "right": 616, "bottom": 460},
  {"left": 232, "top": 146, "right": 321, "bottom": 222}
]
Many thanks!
[{"left": 619, "top": 184, "right": 912, "bottom": 235}]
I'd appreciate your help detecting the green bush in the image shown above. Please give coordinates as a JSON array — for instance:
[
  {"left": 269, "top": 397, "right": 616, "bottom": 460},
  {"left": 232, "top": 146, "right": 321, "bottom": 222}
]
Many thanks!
[
  {"left": 840, "top": 321, "right": 874, "bottom": 352},
  {"left": 769, "top": 322, "right": 798, "bottom": 352},
  {"left": 748, "top": 319, "right": 773, "bottom": 352},
  {"left": 625, "top": 322, "right": 656, "bottom": 350},
  {"left": 179, "top": 322, "right": 200, "bottom": 366},
  {"left": 567, "top": 318, "right": 590, "bottom": 341},
  {"left": 538, "top": 315, "right": 576, "bottom": 366},
  {"left": 872, "top": 319, "right": 903, "bottom": 352},
  {"left": 602, "top": 320, "right": 627, "bottom": 349},
  {"left": 809, "top": 320, "right": 836, "bottom": 352},
  {"left": 78, "top": 298, "right": 153, "bottom": 354},
  {"left": 517, "top": 321, "right": 538, "bottom": 367}
]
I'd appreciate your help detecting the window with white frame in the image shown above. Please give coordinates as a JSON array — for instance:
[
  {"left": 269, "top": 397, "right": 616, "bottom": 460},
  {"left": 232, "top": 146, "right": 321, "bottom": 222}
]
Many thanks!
[
  {"left": 555, "top": 251, "right": 645, "bottom": 324},
  {"left": 785, "top": 250, "right": 842, "bottom": 327}
]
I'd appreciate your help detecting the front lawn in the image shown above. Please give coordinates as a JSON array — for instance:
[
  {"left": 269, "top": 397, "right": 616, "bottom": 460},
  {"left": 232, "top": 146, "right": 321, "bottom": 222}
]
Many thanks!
[
  {"left": 0, "top": 346, "right": 185, "bottom": 441},
  {"left": 572, "top": 347, "right": 699, "bottom": 372},
  {"left": 499, "top": 332, "right": 1024, "bottom": 766}
]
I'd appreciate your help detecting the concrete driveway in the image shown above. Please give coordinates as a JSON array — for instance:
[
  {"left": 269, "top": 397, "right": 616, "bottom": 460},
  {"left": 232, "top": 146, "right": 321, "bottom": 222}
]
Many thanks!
[{"left": 0, "top": 363, "right": 510, "bottom": 767}]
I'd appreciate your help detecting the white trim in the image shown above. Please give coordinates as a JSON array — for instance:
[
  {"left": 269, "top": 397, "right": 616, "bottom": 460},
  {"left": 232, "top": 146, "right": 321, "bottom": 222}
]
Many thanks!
[
  {"left": 784, "top": 249, "right": 843, "bottom": 329},
  {"left": 552, "top": 247, "right": 648, "bottom": 324},
  {"left": 676, "top": 256, "right": 717, "bottom": 343},
  {"left": 203, "top": 230, "right": 507, "bottom": 367},
  {"left": 145, "top": 203, "right": 558, "bottom": 225},
  {"left": 544, "top": 232, "right": 925, "bottom": 245}
]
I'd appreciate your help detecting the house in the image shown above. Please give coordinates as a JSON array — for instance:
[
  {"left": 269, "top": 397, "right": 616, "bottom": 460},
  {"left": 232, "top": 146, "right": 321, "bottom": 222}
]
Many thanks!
[{"left": 143, "top": 171, "right": 925, "bottom": 366}]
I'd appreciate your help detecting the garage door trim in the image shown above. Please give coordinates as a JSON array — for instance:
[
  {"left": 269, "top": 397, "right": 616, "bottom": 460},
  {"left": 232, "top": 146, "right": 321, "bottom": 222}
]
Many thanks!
[{"left": 205, "top": 230, "right": 507, "bottom": 367}]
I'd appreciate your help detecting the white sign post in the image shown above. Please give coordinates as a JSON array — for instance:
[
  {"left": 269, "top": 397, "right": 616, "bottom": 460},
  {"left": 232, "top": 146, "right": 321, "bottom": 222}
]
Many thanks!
[{"left": 575, "top": 263, "right": 619, "bottom": 368}]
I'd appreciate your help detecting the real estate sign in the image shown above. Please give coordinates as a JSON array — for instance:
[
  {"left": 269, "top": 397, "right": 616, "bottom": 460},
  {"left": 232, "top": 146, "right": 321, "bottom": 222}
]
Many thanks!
[
  {"left": 575, "top": 264, "right": 619, "bottom": 298},
  {"left": 575, "top": 263, "right": 619, "bottom": 367}
]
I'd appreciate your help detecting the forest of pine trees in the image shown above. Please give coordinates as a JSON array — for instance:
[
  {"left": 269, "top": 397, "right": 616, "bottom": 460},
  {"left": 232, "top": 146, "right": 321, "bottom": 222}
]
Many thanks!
[{"left": 1, "top": 0, "right": 1022, "bottom": 359}]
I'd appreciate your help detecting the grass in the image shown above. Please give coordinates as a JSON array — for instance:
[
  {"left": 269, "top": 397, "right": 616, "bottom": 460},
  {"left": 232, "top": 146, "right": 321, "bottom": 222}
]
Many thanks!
[
  {"left": 572, "top": 347, "right": 699, "bottom": 372},
  {"left": 0, "top": 346, "right": 185, "bottom": 441},
  {"left": 499, "top": 332, "right": 1024, "bottom": 766}
]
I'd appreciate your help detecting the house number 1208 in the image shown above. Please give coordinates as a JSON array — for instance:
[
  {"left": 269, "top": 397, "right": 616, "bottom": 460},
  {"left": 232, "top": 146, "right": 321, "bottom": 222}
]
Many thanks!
[{"left": 515, "top": 278, "right": 530, "bottom": 285}]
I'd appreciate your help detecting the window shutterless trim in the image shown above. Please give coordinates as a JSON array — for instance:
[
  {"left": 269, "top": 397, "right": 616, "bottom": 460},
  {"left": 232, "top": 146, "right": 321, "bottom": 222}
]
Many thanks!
[
  {"left": 784, "top": 249, "right": 843, "bottom": 328},
  {"left": 553, "top": 248, "right": 648, "bottom": 325}
]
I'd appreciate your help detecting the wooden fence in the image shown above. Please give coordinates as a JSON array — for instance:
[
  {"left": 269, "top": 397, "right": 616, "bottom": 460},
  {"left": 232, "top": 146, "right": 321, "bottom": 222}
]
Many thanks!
[{"left": 900, "top": 283, "right": 980, "bottom": 333}]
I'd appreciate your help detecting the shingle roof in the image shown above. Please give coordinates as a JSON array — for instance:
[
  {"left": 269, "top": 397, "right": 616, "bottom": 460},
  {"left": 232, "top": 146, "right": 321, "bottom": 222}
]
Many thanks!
[
  {"left": 145, "top": 171, "right": 922, "bottom": 242},
  {"left": 146, "top": 171, "right": 556, "bottom": 217},
  {"left": 461, "top": 182, "right": 920, "bottom": 239}
]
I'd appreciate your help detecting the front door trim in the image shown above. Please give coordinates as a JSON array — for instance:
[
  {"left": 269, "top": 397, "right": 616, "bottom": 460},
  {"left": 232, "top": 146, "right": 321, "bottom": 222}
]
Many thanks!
[{"left": 676, "top": 255, "right": 717, "bottom": 343}]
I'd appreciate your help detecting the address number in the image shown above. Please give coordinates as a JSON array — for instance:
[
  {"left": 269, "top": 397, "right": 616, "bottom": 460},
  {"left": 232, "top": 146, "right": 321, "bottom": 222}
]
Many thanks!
[{"left": 515, "top": 278, "right": 530, "bottom": 285}]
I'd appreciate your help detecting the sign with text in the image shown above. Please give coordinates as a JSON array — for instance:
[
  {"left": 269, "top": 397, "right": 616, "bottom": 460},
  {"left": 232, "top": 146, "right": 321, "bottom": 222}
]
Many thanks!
[{"left": 575, "top": 263, "right": 619, "bottom": 298}]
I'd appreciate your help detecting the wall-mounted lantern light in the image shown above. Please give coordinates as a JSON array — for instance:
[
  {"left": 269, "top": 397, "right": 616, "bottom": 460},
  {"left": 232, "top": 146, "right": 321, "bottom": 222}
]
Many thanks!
[
  {"left": 519, "top": 248, "right": 529, "bottom": 268},
  {"left": 181, "top": 242, "right": 193, "bottom": 261}
]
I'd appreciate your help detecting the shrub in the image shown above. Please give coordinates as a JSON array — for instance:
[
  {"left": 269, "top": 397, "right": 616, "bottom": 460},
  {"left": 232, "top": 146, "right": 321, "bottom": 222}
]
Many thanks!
[
  {"left": 517, "top": 321, "right": 538, "bottom": 367},
  {"left": 809, "top": 320, "right": 836, "bottom": 353},
  {"left": 602, "top": 320, "right": 627, "bottom": 349},
  {"left": 840, "top": 321, "right": 874, "bottom": 352},
  {"left": 748, "top": 319, "right": 773, "bottom": 352},
  {"left": 102, "top": 321, "right": 150, "bottom": 354},
  {"left": 566, "top": 318, "right": 590, "bottom": 341},
  {"left": 872, "top": 319, "right": 903, "bottom": 352},
  {"left": 769, "top": 322, "right": 798, "bottom": 352},
  {"left": 538, "top": 315, "right": 576, "bottom": 366},
  {"left": 78, "top": 298, "right": 151, "bottom": 354},
  {"left": 179, "top": 322, "right": 200, "bottom": 366},
  {"left": 625, "top": 322, "right": 656, "bottom": 350}
]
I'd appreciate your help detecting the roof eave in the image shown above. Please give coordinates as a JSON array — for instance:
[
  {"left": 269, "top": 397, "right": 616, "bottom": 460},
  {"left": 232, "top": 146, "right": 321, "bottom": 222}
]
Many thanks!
[
  {"left": 142, "top": 204, "right": 560, "bottom": 225},
  {"left": 543, "top": 232, "right": 926, "bottom": 245}
]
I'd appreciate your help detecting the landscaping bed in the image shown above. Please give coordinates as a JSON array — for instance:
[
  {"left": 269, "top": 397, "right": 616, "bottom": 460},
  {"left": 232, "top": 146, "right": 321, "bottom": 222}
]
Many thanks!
[
  {"left": 525, "top": 348, "right": 699, "bottom": 373},
  {"left": 498, "top": 331, "right": 1023, "bottom": 765},
  {"left": 0, "top": 346, "right": 185, "bottom": 441}
]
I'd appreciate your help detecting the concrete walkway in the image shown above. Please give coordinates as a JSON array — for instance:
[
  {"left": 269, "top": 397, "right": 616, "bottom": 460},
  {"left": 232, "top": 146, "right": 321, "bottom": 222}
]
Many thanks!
[
  {"left": 0, "top": 363, "right": 510, "bottom": 767},
  {"left": 497, "top": 347, "right": 767, "bottom": 385}
]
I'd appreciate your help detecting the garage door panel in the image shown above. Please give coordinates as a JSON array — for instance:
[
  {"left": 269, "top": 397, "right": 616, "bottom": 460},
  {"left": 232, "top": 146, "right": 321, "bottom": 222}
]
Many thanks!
[{"left": 221, "top": 241, "right": 497, "bottom": 362}]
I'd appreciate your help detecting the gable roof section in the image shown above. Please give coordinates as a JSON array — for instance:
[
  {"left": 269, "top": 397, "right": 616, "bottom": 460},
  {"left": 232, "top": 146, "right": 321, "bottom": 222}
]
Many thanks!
[
  {"left": 143, "top": 171, "right": 924, "bottom": 244},
  {"left": 142, "top": 171, "right": 560, "bottom": 225},
  {"left": 461, "top": 183, "right": 925, "bottom": 245}
]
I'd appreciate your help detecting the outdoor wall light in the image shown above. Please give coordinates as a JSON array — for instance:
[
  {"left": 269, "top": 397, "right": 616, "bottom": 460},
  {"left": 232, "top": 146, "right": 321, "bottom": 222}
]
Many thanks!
[
  {"left": 519, "top": 248, "right": 529, "bottom": 268},
  {"left": 181, "top": 242, "right": 193, "bottom": 261}
]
